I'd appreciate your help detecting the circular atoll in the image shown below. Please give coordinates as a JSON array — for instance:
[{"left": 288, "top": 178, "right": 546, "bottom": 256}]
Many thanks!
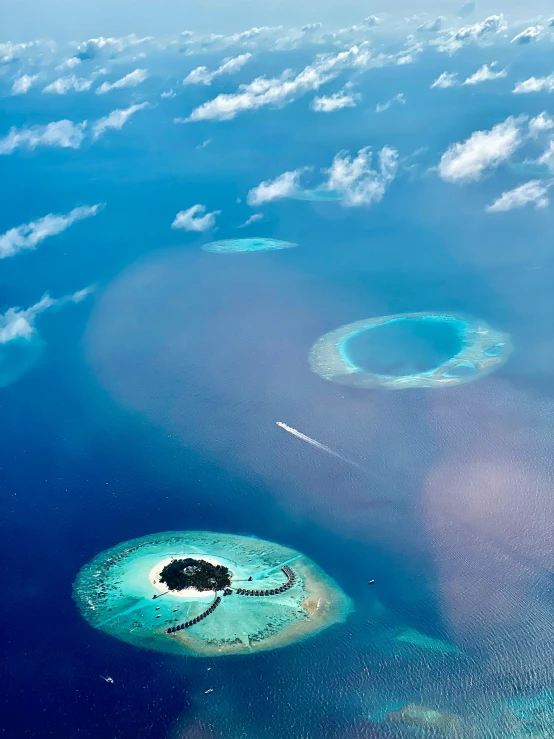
[
  {"left": 309, "top": 312, "right": 512, "bottom": 390},
  {"left": 73, "top": 531, "right": 352, "bottom": 657},
  {"left": 202, "top": 238, "right": 297, "bottom": 254}
]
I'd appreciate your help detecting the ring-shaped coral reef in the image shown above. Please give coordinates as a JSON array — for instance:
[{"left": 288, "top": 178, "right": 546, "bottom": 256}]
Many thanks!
[
  {"left": 309, "top": 312, "right": 512, "bottom": 390},
  {"left": 73, "top": 531, "right": 352, "bottom": 657},
  {"left": 202, "top": 238, "right": 297, "bottom": 253}
]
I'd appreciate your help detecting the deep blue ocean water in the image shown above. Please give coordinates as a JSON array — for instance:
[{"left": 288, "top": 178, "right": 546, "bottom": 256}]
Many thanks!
[{"left": 1, "top": 39, "right": 554, "bottom": 739}]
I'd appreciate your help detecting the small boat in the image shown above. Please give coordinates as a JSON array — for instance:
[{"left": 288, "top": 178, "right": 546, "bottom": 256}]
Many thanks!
[
  {"left": 205, "top": 688, "right": 213, "bottom": 694},
  {"left": 368, "top": 579, "right": 375, "bottom": 585},
  {"left": 156, "top": 606, "right": 161, "bottom": 611},
  {"left": 100, "top": 675, "right": 114, "bottom": 684}
]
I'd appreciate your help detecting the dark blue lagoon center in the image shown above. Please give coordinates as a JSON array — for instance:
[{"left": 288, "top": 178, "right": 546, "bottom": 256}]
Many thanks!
[
  {"left": 344, "top": 316, "right": 464, "bottom": 377},
  {"left": 309, "top": 312, "right": 512, "bottom": 390}
]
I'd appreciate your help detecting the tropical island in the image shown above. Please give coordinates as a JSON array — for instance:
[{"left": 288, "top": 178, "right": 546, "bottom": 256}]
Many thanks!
[
  {"left": 159, "top": 558, "right": 231, "bottom": 592},
  {"left": 73, "top": 530, "right": 353, "bottom": 657},
  {"left": 309, "top": 312, "right": 512, "bottom": 390}
]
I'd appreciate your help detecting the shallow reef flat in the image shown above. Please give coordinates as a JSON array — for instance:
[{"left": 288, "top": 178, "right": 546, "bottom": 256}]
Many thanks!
[
  {"left": 201, "top": 238, "right": 297, "bottom": 254},
  {"left": 309, "top": 312, "right": 512, "bottom": 390},
  {"left": 73, "top": 531, "right": 352, "bottom": 657}
]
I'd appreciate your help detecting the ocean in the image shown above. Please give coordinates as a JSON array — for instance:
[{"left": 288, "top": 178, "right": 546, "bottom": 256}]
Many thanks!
[{"left": 2, "top": 37, "right": 554, "bottom": 739}]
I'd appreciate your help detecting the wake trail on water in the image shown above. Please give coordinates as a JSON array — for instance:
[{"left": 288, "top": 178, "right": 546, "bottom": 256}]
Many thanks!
[
  {"left": 276, "top": 422, "right": 366, "bottom": 472},
  {"left": 275, "top": 421, "right": 554, "bottom": 580}
]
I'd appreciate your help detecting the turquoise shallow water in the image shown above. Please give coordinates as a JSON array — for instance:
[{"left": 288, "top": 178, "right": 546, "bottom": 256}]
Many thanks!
[
  {"left": 73, "top": 530, "right": 352, "bottom": 657},
  {"left": 343, "top": 316, "right": 465, "bottom": 377}
]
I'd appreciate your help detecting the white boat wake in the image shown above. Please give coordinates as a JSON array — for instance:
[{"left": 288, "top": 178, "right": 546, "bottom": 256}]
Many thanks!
[{"left": 276, "top": 421, "right": 364, "bottom": 471}]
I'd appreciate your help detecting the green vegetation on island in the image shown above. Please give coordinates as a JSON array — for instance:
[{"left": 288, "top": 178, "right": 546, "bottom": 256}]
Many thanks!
[{"left": 160, "top": 558, "right": 231, "bottom": 592}]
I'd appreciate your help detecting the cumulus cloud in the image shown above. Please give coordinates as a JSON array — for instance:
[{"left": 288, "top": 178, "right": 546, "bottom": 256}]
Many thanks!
[
  {"left": 0, "top": 41, "right": 36, "bottom": 65},
  {"left": 56, "top": 56, "right": 81, "bottom": 71},
  {"left": 186, "top": 44, "right": 372, "bottom": 122},
  {"left": 1, "top": 288, "right": 94, "bottom": 345},
  {"left": 11, "top": 74, "right": 38, "bottom": 95},
  {"left": 161, "top": 89, "right": 176, "bottom": 98},
  {"left": 311, "top": 87, "right": 358, "bottom": 112},
  {"left": 0, "top": 120, "right": 86, "bottom": 155},
  {"left": 0, "top": 204, "right": 103, "bottom": 260},
  {"left": 91, "top": 102, "right": 148, "bottom": 140},
  {"left": 485, "top": 180, "right": 550, "bottom": 212},
  {"left": 417, "top": 17, "right": 446, "bottom": 32},
  {"left": 436, "top": 14, "right": 507, "bottom": 54},
  {"left": 238, "top": 213, "right": 264, "bottom": 228},
  {"left": 96, "top": 68, "right": 148, "bottom": 94},
  {"left": 528, "top": 112, "right": 554, "bottom": 138},
  {"left": 431, "top": 71, "right": 458, "bottom": 88},
  {"left": 247, "top": 169, "right": 305, "bottom": 205},
  {"left": 463, "top": 63, "right": 507, "bottom": 85},
  {"left": 179, "top": 26, "right": 284, "bottom": 55},
  {"left": 183, "top": 53, "right": 252, "bottom": 85},
  {"left": 511, "top": 26, "right": 542, "bottom": 44},
  {"left": 43, "top": 75, "right": 94, "bottom": 94},
  {"left": 75, "top": 35, "right": 153, "bottom": 61},
  {"left": 537, "top": 140, "right": 554, "bottom": 171},
  {"left": 171, "top": 204, "right": 220, "bottom": 232},
  {"left": 321, "top": 145, "right": 398, "bottom": 206},
  {"left": 376, "top": 92, "right": 405, "bottom": 112},
  {"left": 513, "top": 73, "right": 554, "bottom": 94},
  {"left": 438, "top": 116, "right": 525, "bottom": 183}
]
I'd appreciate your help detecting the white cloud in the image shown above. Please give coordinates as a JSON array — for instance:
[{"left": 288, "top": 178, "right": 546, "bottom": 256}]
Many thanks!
[
  {"left": 247, "top": 169, "right": 304, "bottom": 205},
  {"left": 171, "top": 204, "right": 220, "bottom": 232},
  {"left": 238, "top": 213, "right": 264, "bottom": 228},
  {"left": 0, "top": 41, "right": 35, "bottom": 65},
  {"left": 511, "top": 26, "right": 542, "bottom": 45},
  {"left": 537, "top": 140, "right": 554, "bottom": 171},
  {"left": 186, "top": 44, "right": 372, "bottom": 122},
  {"left": 196, "top": 138, "right": 212, "bottom": 149},
  {"left": 431, "top": 71, "right": 458, "bottom": 88},
  {"left": 0, "top": 287, "right": 94, "bottom": 345},
  {"left": 11, "top": 74, "right": 38, "bottom": 95},
  {"left": 485, "top": 180, "right": 550, "bottom": 212},
  {"left": 91, "top": 102, "right": 148, "bottom": 140},
  {"left": 179, "top": 26, "right": 283, "bottom": 55},
  {"left": 376, "top": 92, "right": 405, "bottom": 112},
  {"left": 463, "top": 63, "right": 507, "bottom": 85},
  {"left": 161, "top": 89, "right": 176, "bottom": 98},
  {"left": 75, "top": 35, "right": 153, "bottom": 61},
  {"left": 96, "top": 68, "right": 148, "bottom": 94},
  {"left": 0, "top": 120, "right": 87, "bottom": 155},
  {"left": 528, "top": 112, "right": 554, "bottom": 138},
  {"left": 417, "top": 17, "right": 446, "bottom": 32},
  {"left": 0, "top": 204, "right": 103, "bottom": 259},
  {"left": 56, "top": 56, "right": 81, "bottom": 71},
  {"left": 311, "top": 87, "right": 358, "bottom": 112},
  {"left": 513, "top": 73, "right": 554, "bottom": 94},
  {"left": 321, "top": 145, "right": 398, "bottom": 206},
  {"left": 438, "top": 116, "right": 525, "bottom": 183},
  {"left": 43, "top": 75, "right": 94, "bottom": 94},
  {"left": 183, "top": 53, "right": 252, "bottom": 85},
  {"left": 436, "top": 14, "right": 507, "bottom": 54}
]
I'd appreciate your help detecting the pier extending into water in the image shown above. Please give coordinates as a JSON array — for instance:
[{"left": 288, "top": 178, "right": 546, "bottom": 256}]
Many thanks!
[
  {"left": 167, "top": 595, "right": 221, "bottom": 633},
  {"left": 236, "top": 566, "right": 296, "bottom": 596}
]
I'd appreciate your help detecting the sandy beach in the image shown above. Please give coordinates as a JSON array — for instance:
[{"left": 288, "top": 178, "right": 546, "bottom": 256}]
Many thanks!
[{"left": 149, "top": 555, "right": 225, "bottom": 598}]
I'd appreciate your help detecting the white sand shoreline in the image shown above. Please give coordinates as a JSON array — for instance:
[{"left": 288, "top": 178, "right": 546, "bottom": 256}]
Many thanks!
[{"left": 148, "top": 555, "right": 225, "bottom": 598}]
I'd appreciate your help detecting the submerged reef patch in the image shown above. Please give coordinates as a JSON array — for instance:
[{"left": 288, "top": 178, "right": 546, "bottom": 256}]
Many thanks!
[
  {"left": 73, "top": 530, "right": 352, "bottom": 657},
  {"left": 202, "top": 238, "right": 297, "bottom": 253},
  {"left": 309, "top": 312, "right": 512, "bottom": 390}
]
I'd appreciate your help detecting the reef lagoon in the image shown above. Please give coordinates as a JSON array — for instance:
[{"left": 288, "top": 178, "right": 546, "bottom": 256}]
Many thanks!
[
  {"left": 73, "top": 531, "right": 352, "bottom": 657},
  {"left": 309, "top": 312, "right": 512, "bottom": 390},
  {"left": 202, "top": 238, "right": 297, "bottom": 254}
]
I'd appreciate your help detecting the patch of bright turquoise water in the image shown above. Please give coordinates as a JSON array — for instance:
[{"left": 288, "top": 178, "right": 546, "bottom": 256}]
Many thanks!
[
  {"left": 342, "top": 316, "right": 465, "bottom": 377},
  {"left": 73, "top": 530, "right": 353, "bottom": 657},
  {"left": 294, "top": 188, "right": 341, "bottom": 202},
  {"left": 202, "top": 238, "right": 297, "bottom": 253}
]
